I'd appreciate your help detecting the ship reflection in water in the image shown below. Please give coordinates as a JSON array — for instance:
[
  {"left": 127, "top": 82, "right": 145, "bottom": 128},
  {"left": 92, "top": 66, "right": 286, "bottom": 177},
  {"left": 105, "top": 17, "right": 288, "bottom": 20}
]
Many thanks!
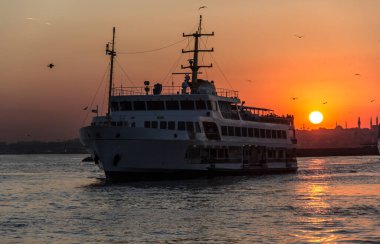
[{"left": 1, "top": 155, "right": 380, "bottom": 242}]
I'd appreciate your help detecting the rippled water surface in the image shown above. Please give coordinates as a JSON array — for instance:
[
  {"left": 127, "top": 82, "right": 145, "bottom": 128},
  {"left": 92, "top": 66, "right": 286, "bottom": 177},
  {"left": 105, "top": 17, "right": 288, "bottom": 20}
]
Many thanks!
[{"left": 1, "top": 154, "right": 380, "bottom": 243}]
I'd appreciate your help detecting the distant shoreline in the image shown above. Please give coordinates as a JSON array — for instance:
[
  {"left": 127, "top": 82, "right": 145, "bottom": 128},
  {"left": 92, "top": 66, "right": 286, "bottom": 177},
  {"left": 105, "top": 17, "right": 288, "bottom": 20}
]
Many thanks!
[
  {"left": 297, "top": 147, "right": 379, "bottom": 157},
  {"left": 1, "top": 139, "right": 378, "bottom": 157}
]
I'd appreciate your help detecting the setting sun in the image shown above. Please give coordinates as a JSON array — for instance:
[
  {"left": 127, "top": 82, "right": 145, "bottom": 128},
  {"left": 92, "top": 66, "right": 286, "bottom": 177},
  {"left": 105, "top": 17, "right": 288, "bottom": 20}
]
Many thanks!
[{"left": 309, "top": 111, "right": 324, "bottom": 124}]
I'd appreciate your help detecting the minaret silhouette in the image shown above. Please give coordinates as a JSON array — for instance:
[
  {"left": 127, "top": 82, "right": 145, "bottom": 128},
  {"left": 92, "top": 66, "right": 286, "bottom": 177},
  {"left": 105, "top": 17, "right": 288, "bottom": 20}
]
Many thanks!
[
  {"left": 376, "top": 116, "right": 379, "bottom": 126},
  {"left": 358, "top": 117, "right": 361, "bottom": 129},
  {"left": 370, "top": 116, "right": 373, "bottom": 128}
]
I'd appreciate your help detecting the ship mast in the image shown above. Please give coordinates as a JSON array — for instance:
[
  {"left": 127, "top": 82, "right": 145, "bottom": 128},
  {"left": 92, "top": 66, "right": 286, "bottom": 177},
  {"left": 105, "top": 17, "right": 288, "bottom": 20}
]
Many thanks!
[
  {"left": 181, "top": 15, "right": 214, "bottom": 85},
  {"left": 106, "top": 27, "right": 116, "bottom": 117}
]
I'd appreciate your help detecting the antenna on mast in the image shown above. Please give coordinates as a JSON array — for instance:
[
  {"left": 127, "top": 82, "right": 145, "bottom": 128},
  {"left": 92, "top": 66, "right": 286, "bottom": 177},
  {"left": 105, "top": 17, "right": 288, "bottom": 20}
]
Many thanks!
[
  {"left": 181, "top": 15, "right": 214, "bottom": 86},
  {"left": 106, "top": 27, "right": 116, "bottom": 117}
]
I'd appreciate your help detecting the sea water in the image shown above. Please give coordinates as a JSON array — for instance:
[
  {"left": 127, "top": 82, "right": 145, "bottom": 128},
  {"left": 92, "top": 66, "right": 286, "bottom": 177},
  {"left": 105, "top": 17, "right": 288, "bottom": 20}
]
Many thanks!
[{"left": 1, "top": 154, "right": 380, "bottom": 243}]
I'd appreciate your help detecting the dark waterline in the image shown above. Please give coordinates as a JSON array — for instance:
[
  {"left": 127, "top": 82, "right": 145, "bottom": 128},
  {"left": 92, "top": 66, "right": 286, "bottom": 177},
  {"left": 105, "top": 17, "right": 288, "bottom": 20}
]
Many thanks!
[{"left": 1, "top": 154, "right": 380, "bottom": 243}]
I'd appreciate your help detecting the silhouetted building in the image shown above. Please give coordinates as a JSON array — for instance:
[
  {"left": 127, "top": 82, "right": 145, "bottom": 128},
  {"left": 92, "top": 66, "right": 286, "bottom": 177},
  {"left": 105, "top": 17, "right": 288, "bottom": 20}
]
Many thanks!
[{"left": 297, "top": 126, "right": 379, "bottom": 149}]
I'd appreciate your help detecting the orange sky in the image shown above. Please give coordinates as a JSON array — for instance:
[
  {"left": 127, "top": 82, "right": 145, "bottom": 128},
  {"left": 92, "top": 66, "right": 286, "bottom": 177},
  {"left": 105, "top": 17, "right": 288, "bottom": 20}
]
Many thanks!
[{"left": 1, "top": 0, "right": 380, "bottom": 142}]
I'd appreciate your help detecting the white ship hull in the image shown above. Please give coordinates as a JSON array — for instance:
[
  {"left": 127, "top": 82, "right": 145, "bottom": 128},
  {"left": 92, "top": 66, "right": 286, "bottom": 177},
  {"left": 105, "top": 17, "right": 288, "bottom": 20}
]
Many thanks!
[{"left": 80, "top": 125, "right": 297, "bottom": 180}]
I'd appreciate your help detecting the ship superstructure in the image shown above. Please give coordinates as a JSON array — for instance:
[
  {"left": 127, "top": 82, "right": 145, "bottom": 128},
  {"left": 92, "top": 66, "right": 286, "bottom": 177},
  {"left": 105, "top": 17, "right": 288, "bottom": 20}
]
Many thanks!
[{"left": 80, "top": 16, "right": 297, "bottom": 180}]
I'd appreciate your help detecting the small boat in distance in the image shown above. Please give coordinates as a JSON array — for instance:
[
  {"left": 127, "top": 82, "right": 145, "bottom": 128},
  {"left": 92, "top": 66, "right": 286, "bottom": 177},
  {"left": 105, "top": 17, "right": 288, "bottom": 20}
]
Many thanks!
[{"left": 79, "top": 16, "right": 298, "bottom": 180}]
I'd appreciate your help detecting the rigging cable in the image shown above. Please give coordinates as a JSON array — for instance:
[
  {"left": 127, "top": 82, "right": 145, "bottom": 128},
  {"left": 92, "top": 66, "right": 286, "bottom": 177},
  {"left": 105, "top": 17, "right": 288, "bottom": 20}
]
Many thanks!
[
  {"left": 81, "top": 63, "right": 110, "bottom": 126},
  {"left": 210, "top": 52, "right": 235, "bottom": 90},
  {"left": 161, "top": 37, "right": 192, "bottom": 85},
  {"left": 118, "top": 38, "right": 187, "bottom": 54},
  {"left": 115, "top": 58, "right": 136, "bottom": 86}
]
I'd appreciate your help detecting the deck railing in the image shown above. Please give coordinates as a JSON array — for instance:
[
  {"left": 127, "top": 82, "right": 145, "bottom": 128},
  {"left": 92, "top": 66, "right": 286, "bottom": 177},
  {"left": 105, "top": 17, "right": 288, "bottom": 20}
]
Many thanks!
[{"left": 112, "top": 86, "right": 239, "bottom": 98}]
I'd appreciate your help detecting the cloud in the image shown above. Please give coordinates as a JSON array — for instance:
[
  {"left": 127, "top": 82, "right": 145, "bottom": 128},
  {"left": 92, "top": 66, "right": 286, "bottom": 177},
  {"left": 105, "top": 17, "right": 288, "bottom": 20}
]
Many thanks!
[
  {"left": 45, "top": 22, "right": 52, "bottom": 26},
  {"left": 25, "top": 17, "right": 36, "bottom": 21}
]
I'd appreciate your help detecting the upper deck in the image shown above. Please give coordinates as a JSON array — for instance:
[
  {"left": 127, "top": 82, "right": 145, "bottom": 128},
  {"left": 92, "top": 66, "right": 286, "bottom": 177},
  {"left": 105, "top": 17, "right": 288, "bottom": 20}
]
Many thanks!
[
  {"left": 112, "top": 85, "right": 239, "bottom": 99},
  {"left": 108, "top": 85, "right": 294, "bottom": 127}
]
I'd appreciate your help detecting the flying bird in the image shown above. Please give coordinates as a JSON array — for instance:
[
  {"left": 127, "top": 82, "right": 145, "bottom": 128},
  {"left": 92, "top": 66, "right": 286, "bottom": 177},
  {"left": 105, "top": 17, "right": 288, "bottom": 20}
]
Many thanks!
[
  {"left": 370, "top": 99, "right": 375, "bottom": 103},
  {"left": 83, "top": 106, "right": 88, "bottom": 110},
  {"left": 246, "top": 79, "right": 253, "bottom": 83},
  {"left": 294, "top": 35, "right": 304, "bottom": 39},
  {"left": 354, "top": 73, "right": 361, "bottom": 76},
  {"left": 290, "top": 97, "right": 298, "bottom": 101},
  {"left": 322, "top": 101, "right": 327, "bottom": 105},
  {"left": 47, "top": 63, "right": 55, "bottom": 69},
  {"left": 199, "top": 6, "right": 207, "bottom": 10}
]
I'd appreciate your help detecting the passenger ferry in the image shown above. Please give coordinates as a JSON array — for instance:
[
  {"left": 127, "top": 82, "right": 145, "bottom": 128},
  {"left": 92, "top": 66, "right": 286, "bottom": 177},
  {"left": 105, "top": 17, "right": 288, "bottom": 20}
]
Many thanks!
[{"left": 79, "top": 16, "right": 297, "bottom": 180}]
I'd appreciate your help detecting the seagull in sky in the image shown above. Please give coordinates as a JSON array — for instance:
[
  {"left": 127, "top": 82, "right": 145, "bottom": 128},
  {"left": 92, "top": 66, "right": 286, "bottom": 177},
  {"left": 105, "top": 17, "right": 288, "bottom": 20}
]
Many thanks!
[
  {"left": 199, "top": 6, "right": 207, "bottom": 10},
  {"left": 290, "top": 97, "right": 298, "bottom": 101},
  {"left": 322, "top": 101, "right": 327, "bottom": 105},
  {"left": 47, "top": 63, "right": 55, "bottom": 69},
  {"left": 370, "top": 99, "right": 375, "bottom": 103},
  {"left": 246, "top": 79, "right": 253, "bottom": 83},
  {"left": 354, "top": 73, "right": 361, "bottom": 76},
  {"left": 294, "top": 35, "right": 304, "bottom": 39}
]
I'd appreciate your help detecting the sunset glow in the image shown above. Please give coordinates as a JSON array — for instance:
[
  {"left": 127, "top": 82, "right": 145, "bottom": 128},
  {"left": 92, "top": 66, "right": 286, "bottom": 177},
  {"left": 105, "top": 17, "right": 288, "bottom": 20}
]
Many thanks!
[{"left": 1, "top": 1, "right": 380, "bottom": 141}]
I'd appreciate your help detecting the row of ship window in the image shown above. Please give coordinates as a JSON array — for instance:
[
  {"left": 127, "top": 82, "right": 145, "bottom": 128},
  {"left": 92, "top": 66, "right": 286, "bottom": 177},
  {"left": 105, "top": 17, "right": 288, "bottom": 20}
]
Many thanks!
[
  {"left": 144, "top": 121, "right": 202, "bottom": 133},
  {"left": 111, "top": 100, "right": 218, "bottom": 111},
  {"left": 144, "top": 120, "right": 287, "bottom": 140},
  {"left": 221, "top": 126, "right": 287, "bottom": 139}
]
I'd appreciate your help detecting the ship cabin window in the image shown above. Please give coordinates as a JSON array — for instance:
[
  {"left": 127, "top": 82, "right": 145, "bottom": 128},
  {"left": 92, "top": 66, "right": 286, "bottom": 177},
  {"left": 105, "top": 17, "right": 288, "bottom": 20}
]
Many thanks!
[
  {"left": 282, "top": 130, "right": 287, "bottom": 139},
  {"left": 160, "top": 121, "right": 167, "bottom": 129},
  {"left": 219, "top": 101, "right": 239, "bottom": 120},
  {"left": 202, "top": 122, "right": 221, "bottom": 140},
  {"left": 266, "top": 129, "right": 271, "bottom": 138},
  {"left": 254, "top": 128, "right": 259, "bottom": 137},
  {"left": 206, "top": 101, "right": 212, "bottom": 110},
  {"left": 218, "top": 101, "right": 230, "bottom": 111},
  {"left": 111, "top": 102, "right": 119, "bottom": 111},
  {"left": 151, "top": 121, "right": 158, "bottom": 128},
  {"left": 195, "top": 122, "right": 201, "bottom": 133},
  {"left": 147, "top": 101, "right": 165, "bottom": 110},
  {"left": 221, "top": 126, "right": 228, "bottom": 136},
  {"left": 228, "top": 126, "right": 234, "bottom": 136},
  {"left": 133, "top": 101, "right": 146, "bottom": 110},
  {"left": 259, "top": 129, "right": 265, "bottom": 138},
  {"left": 248, "top": 128, "right": 253, "bottom": 137},
  {"left": 168, "top": 121, "right": 175, "bottom": 130},
  {"left": 278, "top": 150, "right": 284, "bottom": 158},
  {"left": 178, "top": 121, "right": 186, "bottom": 130},
  {"left": 267, "top": 149, "right": 275, "bottom": 158},
  {"left": 180, "top": 100, "right": 195, "bottom": 110},
  {"left": 234, "top": 127, "right": 241, "bottom": 137},
  {"left": 277, "top": 130, "right": 282, "bottom": 139},
  {"left": 195, "top": 100, "right": 207, "bottom": 110},
  {"left": 272, "top": 130, "right": 277, "bottom": 139},
  {"left": 242, "top": 127, "right": 248, "bottom": 137},
  {"left": 144, "top": 121, "right": 150, "bottom": 128},
  {"left": 120, "top": 101, "right": 132, "bottom": 111},
  {"left": 166, "top": 100, "right": 179, "bottom": 110},
  {"left": 186, "top": 122, "right": 194, "bottom": 132}
]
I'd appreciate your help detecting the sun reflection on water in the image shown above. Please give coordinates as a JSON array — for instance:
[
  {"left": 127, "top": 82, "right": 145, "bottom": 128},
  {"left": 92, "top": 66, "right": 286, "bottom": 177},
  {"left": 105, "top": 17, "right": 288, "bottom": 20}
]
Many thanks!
[{"left": 292, "top": 158, "right": 339, "bottom": 243}]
